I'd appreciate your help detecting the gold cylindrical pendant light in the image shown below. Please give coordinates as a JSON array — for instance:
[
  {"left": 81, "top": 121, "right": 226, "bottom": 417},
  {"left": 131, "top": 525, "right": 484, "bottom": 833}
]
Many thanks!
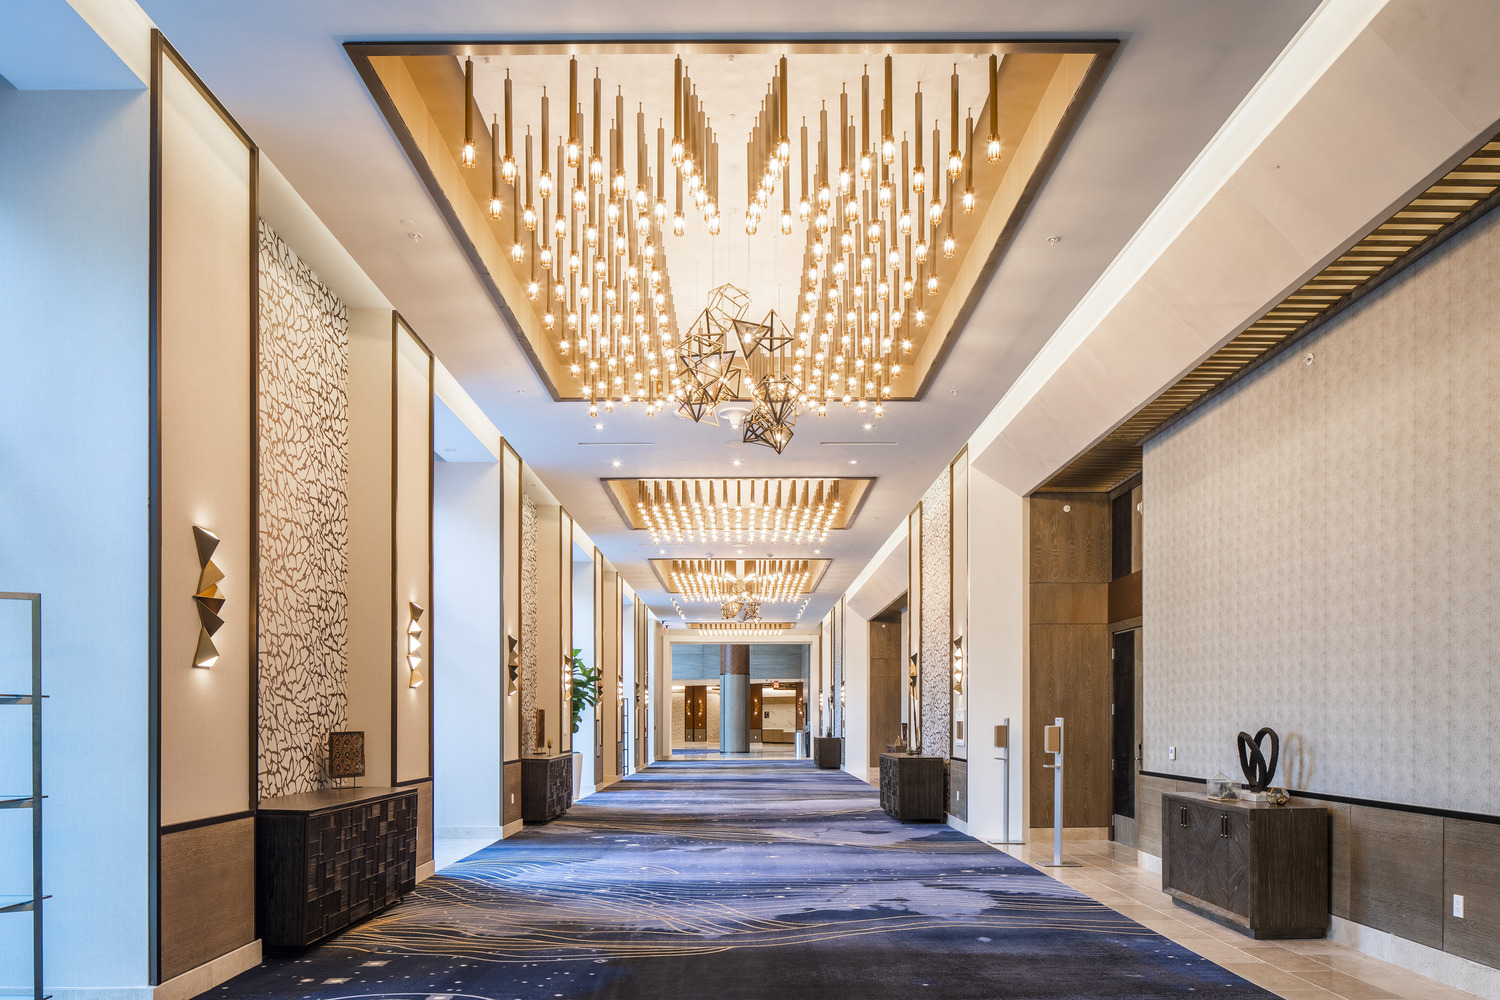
[
  {"left": 963, "top": 108, "right": 976, "bottom": 214},
  {"left": 488, "top": 114, "right": 502, "bottom": 220},
  {"left": 987, "top": 54, "right": 1001, "bottom": 162},
  {"left": 948, "top": 65, "right": 962, "bottom": 179},
  {"left": 462, "top": 57, "right": 475, "bottom": 167},
  {"left": 502, "top": 69, "right": 516, "bottom": 181},
  {"left": 567, "top": 56, "right": 580, "bottom": 168}
]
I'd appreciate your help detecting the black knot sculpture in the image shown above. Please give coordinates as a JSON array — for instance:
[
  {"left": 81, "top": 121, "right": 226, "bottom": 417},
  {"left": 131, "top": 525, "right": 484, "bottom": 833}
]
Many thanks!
[{"left": 1236, "top": 727, "right": 1280, "bottom": 792}]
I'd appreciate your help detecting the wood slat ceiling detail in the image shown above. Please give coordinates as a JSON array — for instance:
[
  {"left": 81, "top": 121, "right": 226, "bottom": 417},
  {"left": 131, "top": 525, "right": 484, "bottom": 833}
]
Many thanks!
[{"left": 1037, "top": 139, "right": 1500, "bottom": 493}]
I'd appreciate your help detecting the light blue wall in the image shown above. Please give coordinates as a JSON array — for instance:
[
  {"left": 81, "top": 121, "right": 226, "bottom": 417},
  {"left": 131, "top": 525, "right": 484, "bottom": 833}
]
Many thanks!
[
  {"left": 432, "top": 460, "right": 502, "bottom": 836},
  {"left": 0, "top": 87, "right": 151, "bottom": 993}
]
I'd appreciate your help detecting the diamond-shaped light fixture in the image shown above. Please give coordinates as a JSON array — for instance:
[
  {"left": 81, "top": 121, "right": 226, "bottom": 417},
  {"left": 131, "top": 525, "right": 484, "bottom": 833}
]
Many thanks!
[
  {"left": 192, "top": 526, "right": 225, "bottom": 668},
  {"left": 407, "top": 602, "right": 425, "bottom": 688}
]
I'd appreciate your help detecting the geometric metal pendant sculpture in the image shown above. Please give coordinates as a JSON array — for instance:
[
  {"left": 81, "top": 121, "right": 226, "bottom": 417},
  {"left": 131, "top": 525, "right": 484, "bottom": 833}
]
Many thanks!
[
  {"left": 731, "top": 309, "right": 795, "bottom": 357},
  {"left": 743, "top": 372, "right": 799, "bottom": 454},
  {"left": 192, "top": 525, "right": 224, "bottom": 668}
]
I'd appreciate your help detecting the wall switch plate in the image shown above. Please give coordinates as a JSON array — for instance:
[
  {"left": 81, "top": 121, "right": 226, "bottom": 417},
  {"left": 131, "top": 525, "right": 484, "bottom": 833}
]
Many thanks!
[
  {"left": 1169, "top": 746, "right": 1177, "bottom": 761},
  {"left": 1454, "top": 894, "right": 1464, "bottom": 918}
]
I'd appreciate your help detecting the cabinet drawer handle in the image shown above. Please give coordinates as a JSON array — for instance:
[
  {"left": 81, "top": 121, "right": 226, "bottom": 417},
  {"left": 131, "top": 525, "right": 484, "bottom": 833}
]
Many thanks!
[
  {"left": 1220, "top": 813, "right": 1230, "bottom": 838},
  {"left": 1179, "top": 805, "right": 1189, "bottom": 828}
]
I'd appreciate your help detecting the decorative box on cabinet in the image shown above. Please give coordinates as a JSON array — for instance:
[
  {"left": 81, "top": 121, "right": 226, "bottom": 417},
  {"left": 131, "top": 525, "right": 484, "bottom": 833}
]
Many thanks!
[
  {"left": 878, "top": 753, "right": 946, "bottom": 822},
  {"left": 256, "top": 786, "right": 418, "bottom": 952},
  {"left": 521, "top": 753, "right": 573, "bottom": 822},
  {"left": 1161, "top": 792, "right": 1328, "bottom": 939}
]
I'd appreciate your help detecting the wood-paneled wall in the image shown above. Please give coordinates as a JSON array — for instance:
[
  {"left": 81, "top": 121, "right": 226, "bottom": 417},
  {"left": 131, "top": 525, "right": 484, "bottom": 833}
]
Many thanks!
[
  {"left": 1028, "top": 494, "right": 1111, "bottom": 830},
  {"left": 159, "top": 818, "right": 255, "bottom": 981}
]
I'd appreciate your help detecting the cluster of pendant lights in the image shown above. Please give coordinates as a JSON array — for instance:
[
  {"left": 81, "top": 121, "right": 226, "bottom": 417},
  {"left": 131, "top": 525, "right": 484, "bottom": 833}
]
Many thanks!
[
  {"left": 635, "top": 479, "right": 842, "bottom": 546},
  {"left": 460, "top": 52, "right": 1003, "bottom": 423},
  {"left": 670, "top": 559, "right": 814, "bottom": 606}
]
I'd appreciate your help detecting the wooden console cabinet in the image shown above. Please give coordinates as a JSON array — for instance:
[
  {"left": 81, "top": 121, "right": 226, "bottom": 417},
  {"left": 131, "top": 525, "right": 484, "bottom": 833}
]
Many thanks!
[
  {"left": 879, "top": 753, "right": 946, "bottom": 821},
  {"left": 813, "top": 736, "right": 844, "bottom": 770},
  {"left": 1162, "top": 792, "right": 1329, "bottom": 939},
  {"left": 521, "top": 753, "right": 573, "bottom": 822},
  {"left": 256, "top": 786, "right": 418, "bottom": 951}
]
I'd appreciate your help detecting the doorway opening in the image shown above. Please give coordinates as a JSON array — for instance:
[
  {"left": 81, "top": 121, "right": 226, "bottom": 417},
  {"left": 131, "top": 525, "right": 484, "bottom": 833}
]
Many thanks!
[{"left": 667, "top": 642, "right": 809, "bottom": 757}]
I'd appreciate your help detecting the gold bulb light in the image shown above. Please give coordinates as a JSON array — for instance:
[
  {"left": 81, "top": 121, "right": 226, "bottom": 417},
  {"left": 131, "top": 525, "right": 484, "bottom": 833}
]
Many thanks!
[
  {"left": 502, "top": 69, "right": 518, "bottom": 182},
  {"left": 963, "top": 109, "right": 976, "bottom": 214},
  {"left": 488, "top": 114, "right": 503, "bottom": 221},
  {"left": 566, "top": 57, "right": 580, "bottom": 168},
  {"left": 947, "top": 65, "right": 963, "bottom": 179},
  {"left": 461, "top": 57, "right": 476, "bottom": 167}
]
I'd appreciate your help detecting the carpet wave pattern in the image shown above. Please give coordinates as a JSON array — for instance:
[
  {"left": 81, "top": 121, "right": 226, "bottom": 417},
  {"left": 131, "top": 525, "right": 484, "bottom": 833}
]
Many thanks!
[{"left": 219, "top": 760, "right": 1274, "bottom": 999}]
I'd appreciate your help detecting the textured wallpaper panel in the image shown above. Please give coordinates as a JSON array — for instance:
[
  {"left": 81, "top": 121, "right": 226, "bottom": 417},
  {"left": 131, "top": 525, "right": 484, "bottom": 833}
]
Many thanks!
[
  {"left": 1144, "top": 209, "right": 1500, "bottom": 815},
  {"left": 520, "top": 492, "right": 539, "bottom": 755},
  {"left": 920, "top": 477, "right": 952, "bottom": 757},
  {"left": 256, "top": 223, "right": 350, "bottom": 799}
]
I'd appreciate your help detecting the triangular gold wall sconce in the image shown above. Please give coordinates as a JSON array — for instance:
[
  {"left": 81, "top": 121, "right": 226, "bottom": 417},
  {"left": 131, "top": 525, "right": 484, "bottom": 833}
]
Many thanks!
[{"left": 192, "top": 526, "right": 225, "bottom": 668}]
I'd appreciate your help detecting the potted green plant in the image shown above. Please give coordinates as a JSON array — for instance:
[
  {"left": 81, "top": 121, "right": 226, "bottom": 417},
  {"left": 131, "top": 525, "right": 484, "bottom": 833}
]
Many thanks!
[{"left": 569, "top": 649, "right": 599, "bottom": 797}]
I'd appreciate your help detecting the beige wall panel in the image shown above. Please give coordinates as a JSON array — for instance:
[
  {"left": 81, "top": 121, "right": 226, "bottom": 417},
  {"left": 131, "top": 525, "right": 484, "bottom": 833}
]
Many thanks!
[
  {"left": 533, "top": 504, "right": 563, "bottom": 754},
  {"left": 393, "top": 321, "right": 432, "bottom": 783},
  {"left": 601, "top": 565, "right": 621, "bottom": 780},
  {"left": 964, "top": 468, "right": 1027, "bottom": 843},
  {"left": 346, "top": 308, "right": 393, "bottom": 783},
  {"left": 157, "top": 55, "right": 254, "bottom": 826},
  {"left": 501, "top": 447, "right": 522, "bottom": 763},
  {"left": 159, "top": 818, "right": 254, "bottom": 981}
]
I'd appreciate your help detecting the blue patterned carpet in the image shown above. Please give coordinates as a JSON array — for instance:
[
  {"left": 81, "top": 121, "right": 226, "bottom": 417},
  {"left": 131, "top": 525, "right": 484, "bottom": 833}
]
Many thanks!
[{"left": 217, "top": 760, "right": 1273, "bottom": 999}]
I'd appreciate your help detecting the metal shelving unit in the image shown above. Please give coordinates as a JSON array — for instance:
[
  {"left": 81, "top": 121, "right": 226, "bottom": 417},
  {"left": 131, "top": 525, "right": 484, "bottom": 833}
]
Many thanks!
[{"left": 2, "top": 593, "right": 44, "bottom": 1000}]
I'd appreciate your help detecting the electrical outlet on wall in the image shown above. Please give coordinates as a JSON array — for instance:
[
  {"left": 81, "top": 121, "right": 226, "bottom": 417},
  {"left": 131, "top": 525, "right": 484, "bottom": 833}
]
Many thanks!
[
  {"left": 1169, "top": 746, "right": 1177, "bottom": 761},
  {"left": 1454, "top": 894, "right": 1464, "bottom": 918}
]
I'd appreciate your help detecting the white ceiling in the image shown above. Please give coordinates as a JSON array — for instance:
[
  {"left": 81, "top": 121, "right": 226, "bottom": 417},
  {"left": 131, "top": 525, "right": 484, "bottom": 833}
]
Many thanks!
[{"left": 134, "top": 0, "right": 1320, "bottom": 631}]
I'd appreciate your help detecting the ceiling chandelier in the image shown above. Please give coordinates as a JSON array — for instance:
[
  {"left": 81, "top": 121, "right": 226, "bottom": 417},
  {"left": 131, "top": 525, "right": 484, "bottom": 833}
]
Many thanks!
[
  {"left": 667, "top": 558, "right": 814, "bottom": 619},
  {"left": 457, "top": 51, "right": 1007, "bottom": 432},
  {"left": 686, "top": 621, "right": 796, "bottom": 636},
  {"left": 635, "top": 479, "right": 841, "bottom": 545}
]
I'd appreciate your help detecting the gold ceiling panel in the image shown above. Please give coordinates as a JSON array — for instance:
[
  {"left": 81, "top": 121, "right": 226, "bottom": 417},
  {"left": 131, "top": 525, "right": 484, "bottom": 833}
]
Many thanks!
[
  {"left": 603, "top": 476, "right": 873, "bottom": 540},
  {"left": 1038, "top": 139, "right": 1500, "bottom": 493},
  {"left": 686, "top": 621, "right": 795, "bottom": 635},
  {"left": 652, "top": 558, "right": 829, "bottom": 601},
  {"left": 350, "top": 41, "right": 1113, "bottom": 412}
]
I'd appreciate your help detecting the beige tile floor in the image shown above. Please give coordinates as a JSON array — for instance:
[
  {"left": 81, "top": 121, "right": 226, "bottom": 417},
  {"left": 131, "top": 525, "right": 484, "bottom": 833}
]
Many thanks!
[{"left": 993, "top": 839, "right": 1480, "bottom": 1000}]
